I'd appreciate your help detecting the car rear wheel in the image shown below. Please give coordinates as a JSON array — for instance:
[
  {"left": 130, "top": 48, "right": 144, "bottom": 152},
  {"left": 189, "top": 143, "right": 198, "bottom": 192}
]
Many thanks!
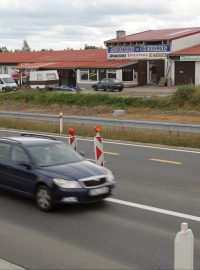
[
  {"left": 35, "top": 185, "right": 54, "bottom": 212},
  {"left": 119, "top": 88, "right": 123, "bottom": 92}
]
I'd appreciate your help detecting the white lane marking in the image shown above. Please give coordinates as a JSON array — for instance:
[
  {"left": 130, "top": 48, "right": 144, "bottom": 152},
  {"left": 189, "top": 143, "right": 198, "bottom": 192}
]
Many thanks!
[
  {"left": 104, "top": 151, "right": 120, "bottom": 156},
  {"left": 0, "top": 258, "right": 25, "bottom": 269},
  {"left": 106, "top": 198, "right": 200, "bottom": 222},
  {"left": 1, "top": 128, "right": 200, "bottom": 154}
]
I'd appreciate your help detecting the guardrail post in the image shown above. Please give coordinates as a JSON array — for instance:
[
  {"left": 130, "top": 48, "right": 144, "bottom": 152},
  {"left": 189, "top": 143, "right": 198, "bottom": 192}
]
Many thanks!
[
  {"left": 59, "top": 112, "right": 63, "bottom": 134},
  {"left": 174, "top": 222, "right": 194, "bottom": 270}
]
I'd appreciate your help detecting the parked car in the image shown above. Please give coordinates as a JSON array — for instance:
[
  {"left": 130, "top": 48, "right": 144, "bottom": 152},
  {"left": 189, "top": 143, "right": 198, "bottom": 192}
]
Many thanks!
[
  {"left": 0, "top": 74, "right": 17, "bottom": 92},
  {"left": 0, "top": 134, "right": 115, "bottom": 211},
  {"left": 92, "top": 78, "right": 124, "bottom": 92}
]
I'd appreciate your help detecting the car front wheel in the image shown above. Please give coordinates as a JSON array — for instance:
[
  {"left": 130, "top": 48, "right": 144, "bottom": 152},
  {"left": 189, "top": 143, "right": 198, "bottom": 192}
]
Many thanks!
[
  {"left": 93, "top": 86, "right": 98, "bottom": 91},
  {"left": 35, "top": 185, "right": 54, "bottom": 212}
]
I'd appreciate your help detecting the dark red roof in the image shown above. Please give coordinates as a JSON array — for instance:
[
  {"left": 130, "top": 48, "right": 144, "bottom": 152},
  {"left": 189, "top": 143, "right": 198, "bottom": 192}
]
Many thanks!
[
  {"left": 17, "top": 60, "right": 137, "bottom": 70},
  {"left": 105, "top": 27, "right": 200, "bottom": 44},
  {"left": 170, "top": 44, "right": 200, "bottom": 55},
  {"left": 3, "top": 49, "right": 136, "bottom": 69},
  {"left": 0, "top": 49, "right": 107, "bottom": 63}
]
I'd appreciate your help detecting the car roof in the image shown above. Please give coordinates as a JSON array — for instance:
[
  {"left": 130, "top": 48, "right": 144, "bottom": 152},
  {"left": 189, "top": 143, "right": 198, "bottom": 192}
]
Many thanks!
[{"left": 0, "top": 135, "right": 59, "bottom": 146}]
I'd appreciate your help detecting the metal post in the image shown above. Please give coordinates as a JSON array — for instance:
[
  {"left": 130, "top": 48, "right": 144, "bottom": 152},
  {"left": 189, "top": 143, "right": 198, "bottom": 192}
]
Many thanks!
[
  {"left": 59, "top": 112, "right": 63, "bottom": 134},
  {"left": 174, "top": 222, "right": 194, "bottom": 270}
]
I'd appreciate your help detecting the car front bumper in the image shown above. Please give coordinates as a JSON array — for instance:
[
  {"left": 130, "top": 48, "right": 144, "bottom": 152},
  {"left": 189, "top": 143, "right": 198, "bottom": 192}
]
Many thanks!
[{"left": 53, "top": 184, "right": 115, "bottom": 204}]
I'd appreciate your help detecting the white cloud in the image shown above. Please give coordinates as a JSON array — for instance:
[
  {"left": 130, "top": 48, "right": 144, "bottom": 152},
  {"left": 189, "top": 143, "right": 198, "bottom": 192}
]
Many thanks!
[{"left": 0, "top": 0, "right": 200, "bottom": 50}]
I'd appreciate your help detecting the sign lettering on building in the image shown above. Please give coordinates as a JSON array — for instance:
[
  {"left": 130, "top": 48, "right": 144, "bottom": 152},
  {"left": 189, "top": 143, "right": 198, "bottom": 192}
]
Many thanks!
[
  {"left": 180, "top": 56, "right": 200, "bottom": 61},
  {"left": 107, "top": 45, "right": 171, "bottom": 59}
]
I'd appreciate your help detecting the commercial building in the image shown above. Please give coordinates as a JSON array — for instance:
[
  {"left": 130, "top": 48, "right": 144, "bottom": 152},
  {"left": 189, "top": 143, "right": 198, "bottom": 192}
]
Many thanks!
[
  {"left": 105, "top": 28, "right": 200, "bottom": 86},
  {"left": 1, "top": 27, "right": 200, "bottom": 88},
  {"left": 0, "top": 49, "right": 137, "bottom": 89}
]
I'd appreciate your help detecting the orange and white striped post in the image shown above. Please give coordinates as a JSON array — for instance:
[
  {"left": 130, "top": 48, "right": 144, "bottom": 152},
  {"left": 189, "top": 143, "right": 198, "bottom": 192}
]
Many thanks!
[
  {"left": 68, "top": 128, "right": 77, "bottom": 151},
  {"left": 94, "top": 126, "right": 104, "bottom": 166}
]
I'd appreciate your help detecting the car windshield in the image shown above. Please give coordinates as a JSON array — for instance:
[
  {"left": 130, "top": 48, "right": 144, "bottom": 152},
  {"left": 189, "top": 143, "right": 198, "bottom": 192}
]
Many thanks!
[
  {"left": 3, "top": 78, "right": 15, "bottom": 83},
  {"left": 28, "top": 142, "right": 83, "bottom": 167}
]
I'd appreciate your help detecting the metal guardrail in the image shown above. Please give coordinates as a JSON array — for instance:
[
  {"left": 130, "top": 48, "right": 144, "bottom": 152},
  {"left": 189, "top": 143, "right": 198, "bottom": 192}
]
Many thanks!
[{"left": 0, "top": 111, "right": 200, "bottom": 134}]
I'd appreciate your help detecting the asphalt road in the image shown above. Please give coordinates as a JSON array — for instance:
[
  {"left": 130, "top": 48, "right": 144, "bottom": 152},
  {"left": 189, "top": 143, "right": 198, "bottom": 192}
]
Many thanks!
[{"left": 1, "top": 129, "right": 200, "bottom": 269}]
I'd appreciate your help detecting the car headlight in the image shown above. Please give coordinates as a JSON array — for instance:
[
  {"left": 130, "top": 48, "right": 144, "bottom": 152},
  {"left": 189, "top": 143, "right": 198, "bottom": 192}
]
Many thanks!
[
  {"left": 53, "top": 178, "right": 81, "bottom": 188},
  {"left": 107, "top": 171, "right": 115, "bottom": 183}
]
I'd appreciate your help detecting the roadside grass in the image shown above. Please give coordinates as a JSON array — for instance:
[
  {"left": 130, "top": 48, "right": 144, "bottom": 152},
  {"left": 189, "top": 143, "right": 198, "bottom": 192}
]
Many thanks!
[
  {"left": 0, "top": 85, "right": 200, "bottom": 148},
  {"left": 0, "top": 84, "right": 200, "bottom": 110},
  {"left": 0, "top": 118, "right": 200, "bottom": 149}
]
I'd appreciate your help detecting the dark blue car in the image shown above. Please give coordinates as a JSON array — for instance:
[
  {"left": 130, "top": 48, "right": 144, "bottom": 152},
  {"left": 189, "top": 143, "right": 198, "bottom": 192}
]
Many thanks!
[{"left": 0, "top": 134, "right": 115, "bottom": 211}]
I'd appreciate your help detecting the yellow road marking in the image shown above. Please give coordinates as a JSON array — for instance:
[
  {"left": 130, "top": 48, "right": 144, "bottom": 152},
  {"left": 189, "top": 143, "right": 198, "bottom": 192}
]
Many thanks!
[
  {"left": 150, "top": 158, "right": 182, "bottom": 165},
  {"left": 104, "top": 151, "right": 120, "bottom": 156}
]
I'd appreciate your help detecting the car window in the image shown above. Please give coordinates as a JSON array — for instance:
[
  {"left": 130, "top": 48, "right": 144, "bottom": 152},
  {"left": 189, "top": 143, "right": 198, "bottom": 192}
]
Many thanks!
[
  {"left": 100, "top": 79, "right": 106, "bottom": 83},
  {"left": 111, "top": 78, "right": 121, "bottom": 83},
  {"left": 28, "top": 142, "right": 83, "bottom": 167},
  {"left": 11, "top": 145, "right": 30, "bottom": 164},
  {"left": 0, "top": 142, "right": 11, "bottom": 160}
]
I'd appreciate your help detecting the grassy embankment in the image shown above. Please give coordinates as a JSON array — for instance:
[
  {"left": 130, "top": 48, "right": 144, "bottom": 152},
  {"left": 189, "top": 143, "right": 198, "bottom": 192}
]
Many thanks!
[{"left": 0, "top": 85, "right": 200, "bottom": 148}]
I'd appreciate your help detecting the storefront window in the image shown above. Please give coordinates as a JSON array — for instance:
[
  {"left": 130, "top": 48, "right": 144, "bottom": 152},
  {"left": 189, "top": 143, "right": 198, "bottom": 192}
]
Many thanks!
[
  {"left": 89, "top": 69, "right": 97, "bottom": 81},
  {"left": 80, "top": 70, "right": 89, "bottom": 81},
  {"left": 107, "top": 69, "right": 116, "bottom": 78},
  {"left": 122, "top": 68, "right": 133, "bottom": 81},
  {"left": 0, "top": 67, "right": 2, "bottom": 74},
  {"left": 3, "top": 67, "right": 8, "bottom": 74},
  {"left": 98, "top": 69, "right": 106, "bottom": 81}
]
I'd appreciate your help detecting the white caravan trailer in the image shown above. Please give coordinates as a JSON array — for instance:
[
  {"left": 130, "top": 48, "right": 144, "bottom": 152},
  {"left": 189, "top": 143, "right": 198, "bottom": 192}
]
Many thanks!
[
  {"left": 29, "top": 70, "right": 59, "bottom": 89},
  {"left": 0, "top": 74, "right": 17, "bottom": 92}
]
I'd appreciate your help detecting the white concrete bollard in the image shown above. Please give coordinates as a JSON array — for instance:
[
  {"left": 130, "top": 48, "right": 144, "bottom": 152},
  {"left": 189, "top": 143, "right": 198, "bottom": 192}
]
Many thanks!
[
  {"left": 174, "top": 222, "right": 194, "bottom": 270},
  {"left": 59, "top": 112, "right": 63, "bottom": 134}
]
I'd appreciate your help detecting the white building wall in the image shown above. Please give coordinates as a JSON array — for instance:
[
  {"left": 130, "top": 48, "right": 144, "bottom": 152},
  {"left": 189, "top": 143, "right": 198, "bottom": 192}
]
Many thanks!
[
  {"left": 195, "top": 62, "right": 200, "bottom": 85},
  {"left": 169, "top": 60, "right": 175, "bottom": 86},
  {"left": 171, "top": 33, "right": 200, "bottom": 52},
  {"left": 116, "top": 69, "right": 122, "bottom": 80}
]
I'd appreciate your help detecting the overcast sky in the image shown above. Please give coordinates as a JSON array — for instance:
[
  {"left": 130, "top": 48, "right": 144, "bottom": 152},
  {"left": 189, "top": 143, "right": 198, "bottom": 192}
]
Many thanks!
[{"left": 1, "top": 0, "right": 200, "bottom": 51}]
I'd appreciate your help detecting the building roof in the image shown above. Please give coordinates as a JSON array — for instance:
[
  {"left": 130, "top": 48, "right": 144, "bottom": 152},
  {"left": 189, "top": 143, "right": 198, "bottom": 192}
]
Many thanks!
[
  {"left": 17, "top": 60, "right": 136, "bottom": 70},
  {"left": 105, "top": 27, "right": 200, "bottom": 44},
  {"left": 0, "top": 49, "right": 136, "bottom": 69},
  {"left": 170, "top": 44, "right": 200, "bottom": 55},
  {"left": 0, "top": 49, "right": 107, "bottom": 63}
]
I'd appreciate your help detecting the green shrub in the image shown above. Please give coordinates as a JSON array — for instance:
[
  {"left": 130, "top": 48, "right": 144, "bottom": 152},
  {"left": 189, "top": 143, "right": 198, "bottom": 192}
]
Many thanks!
[{"left": 170, "top": 85, "right": 197, "bottom": 105}]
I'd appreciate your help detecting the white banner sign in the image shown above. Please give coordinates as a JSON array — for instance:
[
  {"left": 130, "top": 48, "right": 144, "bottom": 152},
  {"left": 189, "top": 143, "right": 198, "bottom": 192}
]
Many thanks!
[
  {"left": 107, "top": 45, "right": 171, "bottom": 60},
  {"left": 180, "top": 56, "right": 200, "bottom": 61}
]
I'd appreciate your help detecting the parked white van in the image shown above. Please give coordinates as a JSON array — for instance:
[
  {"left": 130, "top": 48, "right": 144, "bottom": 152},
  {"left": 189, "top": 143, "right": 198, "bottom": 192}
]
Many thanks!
[
  {"left": 29, "top": 70, "right": 59, "bottom": 89},
  {"left": 0, "top": 74, "right": 18, "bottom": 92}
]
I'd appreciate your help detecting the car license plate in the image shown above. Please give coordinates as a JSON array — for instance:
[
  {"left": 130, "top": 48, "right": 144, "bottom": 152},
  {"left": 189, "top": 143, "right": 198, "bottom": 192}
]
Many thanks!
[{"left": 89, "top": 187, "right": 109, "bottom": 196}]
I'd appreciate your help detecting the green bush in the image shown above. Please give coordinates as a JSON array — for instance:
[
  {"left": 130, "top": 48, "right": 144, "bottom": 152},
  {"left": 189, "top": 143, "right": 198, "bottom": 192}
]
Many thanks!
[{"left": 170, "top": 85, "right": 197, "bottom": 105}]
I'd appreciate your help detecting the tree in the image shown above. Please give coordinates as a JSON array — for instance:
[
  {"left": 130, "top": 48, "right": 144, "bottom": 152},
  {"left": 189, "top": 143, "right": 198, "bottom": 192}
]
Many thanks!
[
  {"left": 21, "top": 40, "right": 31, "bottom": 52},
  {"left": 84, "top": 44, "right": 100, "bottom": 50},
  {"left": 0, "top": 46, "right": 9, "bottom": 52}
]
